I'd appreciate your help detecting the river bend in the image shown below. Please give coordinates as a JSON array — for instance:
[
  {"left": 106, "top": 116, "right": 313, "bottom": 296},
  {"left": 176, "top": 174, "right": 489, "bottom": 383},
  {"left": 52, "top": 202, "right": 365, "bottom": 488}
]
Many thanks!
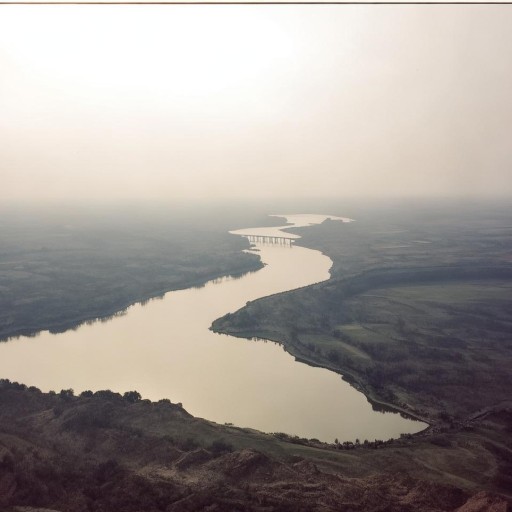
[{"left": 0, "top": 214, "right": 426, "bottom": 441}]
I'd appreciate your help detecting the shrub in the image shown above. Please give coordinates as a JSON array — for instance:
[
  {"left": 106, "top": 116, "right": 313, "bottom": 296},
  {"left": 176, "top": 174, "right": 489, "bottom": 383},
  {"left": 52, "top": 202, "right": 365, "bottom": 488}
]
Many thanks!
[
  {"left": 209, "top": 440, "right": 234, "bottom": 456},
  {"left": 59, "top": 389, "right": 74, "bottom": 400}
]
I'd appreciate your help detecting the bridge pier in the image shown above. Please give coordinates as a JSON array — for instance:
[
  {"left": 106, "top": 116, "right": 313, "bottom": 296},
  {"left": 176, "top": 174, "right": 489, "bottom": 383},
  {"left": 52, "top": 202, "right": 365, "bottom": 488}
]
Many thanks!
[{"left": 246, "top": 235, "right": 293, "bottom": 247}]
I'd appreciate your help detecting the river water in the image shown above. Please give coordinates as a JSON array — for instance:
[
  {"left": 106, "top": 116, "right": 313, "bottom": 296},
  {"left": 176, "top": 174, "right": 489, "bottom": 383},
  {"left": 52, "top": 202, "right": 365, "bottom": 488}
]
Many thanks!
[{"left": 0, "top": 214, "right": 426, "bottom": 442}]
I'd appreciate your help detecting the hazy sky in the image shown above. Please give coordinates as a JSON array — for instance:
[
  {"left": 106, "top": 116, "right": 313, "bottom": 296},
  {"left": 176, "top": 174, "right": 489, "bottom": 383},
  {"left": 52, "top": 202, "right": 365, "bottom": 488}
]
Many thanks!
[{"left": 1, "top": 5, "right": 511, "bottom": 202}]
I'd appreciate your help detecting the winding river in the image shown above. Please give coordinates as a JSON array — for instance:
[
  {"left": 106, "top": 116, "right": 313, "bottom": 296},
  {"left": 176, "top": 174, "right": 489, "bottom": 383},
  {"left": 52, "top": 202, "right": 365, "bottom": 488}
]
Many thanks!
[{"left": 0, "top": 214, "right": 426, "bottom": 442}]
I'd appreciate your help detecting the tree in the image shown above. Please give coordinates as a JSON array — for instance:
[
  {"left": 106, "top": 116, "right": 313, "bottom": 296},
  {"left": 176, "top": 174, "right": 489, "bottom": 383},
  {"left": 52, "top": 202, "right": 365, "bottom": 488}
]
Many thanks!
[
  {"left": 59, "top": 388, "right": 74, "bottom": 400},
  {"left": 123, "top": 390, "right": 142, "bottom": 403}
]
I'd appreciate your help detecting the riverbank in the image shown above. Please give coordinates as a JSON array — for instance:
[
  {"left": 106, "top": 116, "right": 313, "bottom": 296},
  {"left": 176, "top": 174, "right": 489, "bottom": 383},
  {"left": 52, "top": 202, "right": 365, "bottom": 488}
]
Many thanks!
[
  {"left": 213, "top": 207, "right": 512, "bottom": 423},
  {"left": 0, "top": 381, "right": 510, "bottom": 511},
  {"left": 0, "top": 214, "right": 423, "bottom": 443},
  {"left": 1, "top": 257, "right": 263, "bottom": 342},
  {"left": 212, "top": 269, "right": 512, "bottom": 424},
  {"left": 0, "top": 206, "right": 272, "bottom": 342},
  {"left": 210, "top": 205, "right": 512, "bottom": 501},
  {"left": 211, "top": 322, "right": 431, "bottom": 427}
]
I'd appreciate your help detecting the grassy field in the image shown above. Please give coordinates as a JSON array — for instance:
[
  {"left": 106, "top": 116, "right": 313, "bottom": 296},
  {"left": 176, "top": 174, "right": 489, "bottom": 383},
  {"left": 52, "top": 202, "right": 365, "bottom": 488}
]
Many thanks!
[
  {"left": 334, "top": 281, "right": 512, "bottom": 415},
  {"left": 213, "top": 277, "right": 512, "bottom": 419}
]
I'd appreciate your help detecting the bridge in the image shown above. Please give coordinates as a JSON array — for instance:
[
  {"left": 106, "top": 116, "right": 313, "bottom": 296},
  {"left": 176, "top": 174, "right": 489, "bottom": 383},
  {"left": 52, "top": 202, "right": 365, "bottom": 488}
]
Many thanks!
[{"left": 246, "top": 235, "right": 294, "bottom": 246}]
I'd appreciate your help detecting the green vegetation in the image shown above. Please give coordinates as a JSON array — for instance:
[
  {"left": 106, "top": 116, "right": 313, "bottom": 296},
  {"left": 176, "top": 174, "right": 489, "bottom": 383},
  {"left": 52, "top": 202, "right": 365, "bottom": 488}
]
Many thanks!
[
  {"left": 214, "top": 277, "right": 512, "bottom": 421},
  {"left": 213, "top": 201, "right": 512, "bottom": 422},
  {"left": 0, "top": 381, "right": 510, "bottom": 511},
  {"left": 0, "top": 204, "right": 280, "bottom": 341},
  {"left": 334, "top": 281, "right": 512, "bottom": 417},
  {"left": 210, "top": 201, "right": 512, "bottom": 506},
  {"left": 1, "top": 200, "right": 511, "bottom": 509}
]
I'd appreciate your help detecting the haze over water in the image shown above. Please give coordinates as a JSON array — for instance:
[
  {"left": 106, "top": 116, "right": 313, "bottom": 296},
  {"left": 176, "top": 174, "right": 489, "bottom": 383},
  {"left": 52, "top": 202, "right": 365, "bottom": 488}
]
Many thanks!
[{"left": 0, "top": 215, "right": 425, "bottom": 442}]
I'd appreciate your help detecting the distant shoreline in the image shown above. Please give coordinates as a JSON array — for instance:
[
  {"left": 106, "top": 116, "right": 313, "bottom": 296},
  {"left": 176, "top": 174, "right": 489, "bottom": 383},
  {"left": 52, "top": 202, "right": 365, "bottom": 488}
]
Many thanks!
[{"left": 0, "top": 257, "right": 263, "bottom": 343}]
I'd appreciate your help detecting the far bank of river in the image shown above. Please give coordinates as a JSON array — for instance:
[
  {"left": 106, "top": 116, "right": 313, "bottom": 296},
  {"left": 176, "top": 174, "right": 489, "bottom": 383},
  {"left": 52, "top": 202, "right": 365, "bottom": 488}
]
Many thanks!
[{"left": 0, "top": 214, "right": 426, "bottom": 442}]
